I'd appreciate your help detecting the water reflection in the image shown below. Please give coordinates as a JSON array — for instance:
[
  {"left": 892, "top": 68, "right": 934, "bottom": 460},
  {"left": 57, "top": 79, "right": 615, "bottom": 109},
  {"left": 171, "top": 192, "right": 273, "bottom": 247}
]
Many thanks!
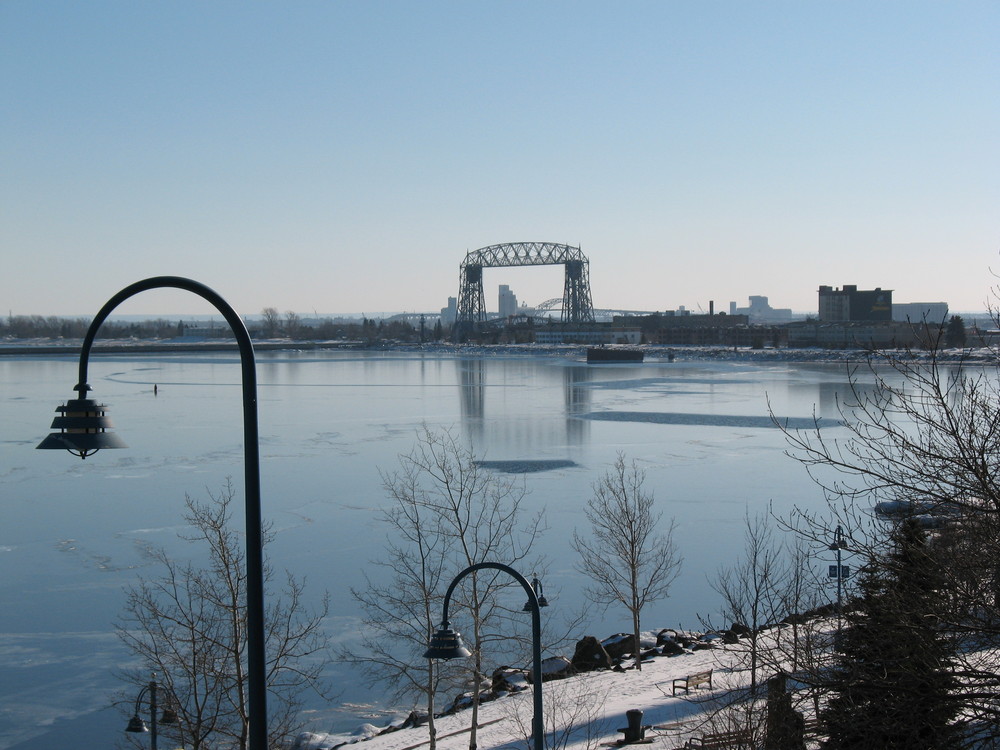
[
  {"left": 457, "top": 357, "right": 591, "bottom": 453},
  {"left": 457, "top": 357, "right": 485, "bottom": 443},
  {"left": 563, "top": 364, "right": 592, "bottom": 444}
]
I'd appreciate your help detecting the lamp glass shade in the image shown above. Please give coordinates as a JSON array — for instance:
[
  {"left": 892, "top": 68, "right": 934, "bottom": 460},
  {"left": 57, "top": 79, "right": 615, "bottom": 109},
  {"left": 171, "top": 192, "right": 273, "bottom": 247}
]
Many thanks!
[
  {"left": 36, "top": 398, "right": 127, "bottom": 458},
  {"left": 424, "top": 626, "right": 471, "bottom": 659},
  {"left": 125, "top": 715, "right": 149, "bottom": 733},
  {"left": 523, "top": 595, "right": 549, "bottom": 611},
  {"left": 160, "top": 707, "right": 179, "bottom": 725}
]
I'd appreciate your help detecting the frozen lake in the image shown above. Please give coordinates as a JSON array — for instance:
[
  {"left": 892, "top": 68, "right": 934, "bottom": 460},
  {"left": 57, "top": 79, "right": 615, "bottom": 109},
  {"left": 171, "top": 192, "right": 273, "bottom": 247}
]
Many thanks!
[{"left": 1, "top": 348, "right": 865, "bottom": 748}]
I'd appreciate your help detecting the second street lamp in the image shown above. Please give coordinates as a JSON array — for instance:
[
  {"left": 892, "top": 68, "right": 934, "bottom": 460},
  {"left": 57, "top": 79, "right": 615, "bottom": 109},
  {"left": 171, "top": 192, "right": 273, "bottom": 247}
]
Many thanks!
[
  {"left": 37, "top": 276, "right": 268, "bottom": 750},
  {"left": 425, "top": 562, "right": 547, "bottom": 750},
  {"left": 125, "top": 677, "right": 178, "bottom": 750}
]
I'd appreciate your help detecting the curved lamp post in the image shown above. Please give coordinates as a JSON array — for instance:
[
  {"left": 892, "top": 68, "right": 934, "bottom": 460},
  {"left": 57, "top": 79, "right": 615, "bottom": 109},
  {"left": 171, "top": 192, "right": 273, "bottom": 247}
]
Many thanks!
[
  {"left": 36, "top": 276, "right": 268, "bottom": 750},
  {"left": 424, "top": 562, "right": 548, "bottom": 750},
  {"left": 125, "top": 676, "right": 179, "bottom": 750}
]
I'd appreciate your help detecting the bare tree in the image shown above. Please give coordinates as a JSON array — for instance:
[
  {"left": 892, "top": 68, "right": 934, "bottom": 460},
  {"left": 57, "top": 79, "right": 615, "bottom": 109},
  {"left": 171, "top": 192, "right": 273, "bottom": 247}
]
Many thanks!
[
  {"left": 572, "top": 454, "right": 682, "bottom": 671},
  {"left": 116, "top": 482, "right": 330, "bottom": 750},
  {"left": 260, "top": 307, "right": 281, "bottom": 338},
  {"left": 347, "top": 427, "right": 546, "bottom": 750},
  {"left": 706, "top": 514, "right": 787, "bottom": 693},
  {"left": 775, "top": 332, "right": 1000, "bottom": 741},
  {"left": 340, "top": 452, "right": 457, "bottom": 750},
  {"left": 284, "top": 310, "right": 301, "bottom": 339},
  {"left": 502, "top": 676, "right": 612, "bottom": 750}
]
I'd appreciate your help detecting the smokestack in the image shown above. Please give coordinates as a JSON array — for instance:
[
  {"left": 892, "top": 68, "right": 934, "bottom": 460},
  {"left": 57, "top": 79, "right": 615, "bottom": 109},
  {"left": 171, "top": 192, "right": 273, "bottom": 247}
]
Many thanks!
[{"left": 709, "top": 300, "right": 714, "bottom": 316}]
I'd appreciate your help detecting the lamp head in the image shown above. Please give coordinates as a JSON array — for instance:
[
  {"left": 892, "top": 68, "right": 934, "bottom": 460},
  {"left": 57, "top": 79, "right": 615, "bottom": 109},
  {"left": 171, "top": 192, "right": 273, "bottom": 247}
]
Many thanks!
[
  {"left": 159, "top": 707, "right": 179, "bottom": 725},
  {"left": 36, "top": 385, "right": 127, "bottom": 459},
  {"left": 524, "top": 576, "right": 549, "bottom": 610},
  {"left": 424, "top": 624, "right": 471, "bottom": 660},
  {"left": 828, "top": 525, "right": 848, "bottom": 551},
  {"left": 125, "top": 715, "right": 149, "bottom": 734},
  {"left": 523, "top": 594, "right": 549, "bottom": 611}
]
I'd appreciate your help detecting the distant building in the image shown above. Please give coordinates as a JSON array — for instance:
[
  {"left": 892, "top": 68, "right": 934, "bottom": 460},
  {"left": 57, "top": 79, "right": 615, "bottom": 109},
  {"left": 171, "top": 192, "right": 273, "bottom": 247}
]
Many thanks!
[
  {"left": 498, "top": 285, "right": 518, "bottom": 318},
  {"left": 892, "top": 302, "right": 949, "bottom": 324},
  {"left": 787, "top": 321, "right": 933, "bottom": 348},
  {"left": 818, "top": 285, "right": 892, "bottom": 322},
  {"left": 533, "top": 326, "right": 640, "bottom": 345},
  {"left": 612, "top": 311, "right": 757, "bottom": 346},
  {"left": 440, "top": 296, "right": 457, "bottom": 326},
  {"left": 731, "top": 295, "right": 793, "bottom": 324}
]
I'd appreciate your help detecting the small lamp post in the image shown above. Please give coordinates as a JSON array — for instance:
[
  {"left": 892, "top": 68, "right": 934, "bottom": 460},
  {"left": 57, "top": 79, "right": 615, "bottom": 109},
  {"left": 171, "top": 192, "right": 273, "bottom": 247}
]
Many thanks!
[
  {"left": 425, "top": 562, "right": 547, "bottom": 750},
  {"left": 828, "top": 525, "right": 851, "bottom": 639},
  {"left": 37, "top": 277, "right": 268, "bottom": 750},
  {"left": 125, "top": 677, "right": 178, "bottom": 750}
]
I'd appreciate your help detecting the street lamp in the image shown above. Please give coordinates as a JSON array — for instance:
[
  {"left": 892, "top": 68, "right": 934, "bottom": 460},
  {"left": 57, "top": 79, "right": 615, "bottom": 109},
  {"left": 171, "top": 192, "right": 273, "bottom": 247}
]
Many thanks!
[
  {"left": 828, "top": 525, "right": 851, "bottom": 640},
  {"left": 36, "top": 276, "right": 268, "bottom": 750},
  {"left": 425, "top": 562, "right": 547, "bottom": 750},
  {"left": 125, "top": 676, "right": 178, "bottom": 750}
]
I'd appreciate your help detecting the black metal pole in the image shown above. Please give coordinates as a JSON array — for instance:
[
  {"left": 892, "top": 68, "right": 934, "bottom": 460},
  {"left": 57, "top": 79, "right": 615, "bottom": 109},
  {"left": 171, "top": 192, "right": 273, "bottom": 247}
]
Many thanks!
[
  {"left": 836, "top": 532, "right": 843, "bottom": 616},
  {"left": 149, "top": 679, "right": 158, "bottom": 750},
  {"left": 438, "top": 562, "right": 544, "bottom": 750},
  {"left": 76, "top": 277, "right": 267, "bottom": 750},
  {"left": 830, "top": 525, "right": 847, "bottom": 643}
]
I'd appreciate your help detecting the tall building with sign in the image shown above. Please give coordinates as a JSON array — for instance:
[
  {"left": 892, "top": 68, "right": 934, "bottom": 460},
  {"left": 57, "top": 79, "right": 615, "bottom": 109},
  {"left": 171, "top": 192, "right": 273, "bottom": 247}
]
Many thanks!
[{"left": 818, "top": 285, "right": 893, "bottom": 322}]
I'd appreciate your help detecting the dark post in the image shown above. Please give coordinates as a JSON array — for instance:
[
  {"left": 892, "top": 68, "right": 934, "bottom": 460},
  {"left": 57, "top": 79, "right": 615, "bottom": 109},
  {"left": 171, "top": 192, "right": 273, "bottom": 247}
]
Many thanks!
[
  {"left": 765, "top": 672, "right": 805, "bottom": 750},
  {"left": 44, "top": 277, "right": 267, "bottom": 750},
  {"left": 149, "top": 679, "right": 158, "bottom": 750}
]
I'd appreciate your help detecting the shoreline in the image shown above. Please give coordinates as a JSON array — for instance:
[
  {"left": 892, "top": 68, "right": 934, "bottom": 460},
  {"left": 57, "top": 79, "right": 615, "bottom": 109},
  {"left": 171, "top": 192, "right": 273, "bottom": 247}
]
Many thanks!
[
  {"left": 0, "top": 338, "right": 991, "bottom": 364},
  {"left": 0, "top": 339, "right": 367, "bottom": 356}
]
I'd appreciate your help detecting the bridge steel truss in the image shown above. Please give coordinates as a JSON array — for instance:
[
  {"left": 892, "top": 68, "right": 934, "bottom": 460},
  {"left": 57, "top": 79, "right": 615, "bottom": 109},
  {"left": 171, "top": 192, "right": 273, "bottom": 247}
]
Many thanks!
[{"left": 454, "top": 242, "right": 595, "bottom": 340}]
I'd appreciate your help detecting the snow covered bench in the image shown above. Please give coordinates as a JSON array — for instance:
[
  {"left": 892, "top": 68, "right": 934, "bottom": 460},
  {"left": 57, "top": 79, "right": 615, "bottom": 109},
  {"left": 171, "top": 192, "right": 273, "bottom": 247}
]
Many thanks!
[
  {"left": 670, "top": 668, "right": 713, "bottom": 695},
  {"left": 683, "top": 728, "right": 752, "bottom": 748}
]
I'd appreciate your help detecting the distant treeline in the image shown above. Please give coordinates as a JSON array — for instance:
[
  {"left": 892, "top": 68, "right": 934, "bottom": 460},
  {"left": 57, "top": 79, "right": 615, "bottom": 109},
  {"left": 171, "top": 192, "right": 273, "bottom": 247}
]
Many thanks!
[
  {"left": 1, "top": 314, "right": 446, "bottom": 343},
  {"left": 2, "top": 315, "right": 182, "bottom": 339}
]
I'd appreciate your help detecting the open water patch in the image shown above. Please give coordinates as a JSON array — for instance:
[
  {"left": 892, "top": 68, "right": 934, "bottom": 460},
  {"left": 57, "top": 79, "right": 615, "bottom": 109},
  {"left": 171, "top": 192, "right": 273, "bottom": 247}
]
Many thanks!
[
  {"left": 579, "top": 411, "right": 832, "bottom": 429},
  {"left": 475, "top": 459, "right": 578, "bottom": 473}
]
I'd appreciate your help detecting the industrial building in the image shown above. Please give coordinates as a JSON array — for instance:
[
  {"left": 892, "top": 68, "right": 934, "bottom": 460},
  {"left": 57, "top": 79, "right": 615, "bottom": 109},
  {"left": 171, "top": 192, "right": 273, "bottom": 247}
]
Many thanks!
[
  {"left": 892, "top": 301, "right": 949, "bottom": 324},
  {"left": 818, "top": 285, "right": 893, "bottom": 322}
]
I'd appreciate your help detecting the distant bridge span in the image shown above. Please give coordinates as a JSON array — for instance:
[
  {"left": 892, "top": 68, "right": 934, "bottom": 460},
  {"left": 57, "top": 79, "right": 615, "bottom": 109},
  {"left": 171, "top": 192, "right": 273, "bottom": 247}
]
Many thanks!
[{"left": 454, "top": 242, "right": 595, "bottom": 340}]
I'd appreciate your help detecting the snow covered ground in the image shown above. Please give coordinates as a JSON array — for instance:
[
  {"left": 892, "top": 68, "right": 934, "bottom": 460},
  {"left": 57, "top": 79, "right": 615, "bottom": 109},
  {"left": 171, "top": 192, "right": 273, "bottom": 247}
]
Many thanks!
[{"left": 294, "top": 625, "right": 830, "bottom": 750}]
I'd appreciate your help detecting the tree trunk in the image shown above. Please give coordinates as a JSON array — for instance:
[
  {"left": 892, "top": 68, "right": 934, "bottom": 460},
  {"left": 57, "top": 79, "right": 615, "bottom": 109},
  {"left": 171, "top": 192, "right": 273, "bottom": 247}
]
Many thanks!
[
  {"left": 427, "top": 660, "right": 437, "bottom": 750},
  {"left": 632, "top": 605, "right": 642, "bottom": 672}
]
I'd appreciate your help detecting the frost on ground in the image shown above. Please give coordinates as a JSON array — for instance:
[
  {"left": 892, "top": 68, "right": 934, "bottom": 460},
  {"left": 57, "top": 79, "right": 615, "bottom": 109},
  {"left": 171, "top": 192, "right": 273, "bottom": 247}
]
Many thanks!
[{"left": 294, "top": 622, "right": 838, "bottom": 750}]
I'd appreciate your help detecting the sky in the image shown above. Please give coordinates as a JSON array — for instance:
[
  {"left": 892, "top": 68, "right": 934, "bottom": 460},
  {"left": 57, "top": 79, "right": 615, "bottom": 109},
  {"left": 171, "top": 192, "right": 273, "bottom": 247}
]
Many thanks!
[{"left": 2, "top": 1, "right": 998, "bottom": 318}]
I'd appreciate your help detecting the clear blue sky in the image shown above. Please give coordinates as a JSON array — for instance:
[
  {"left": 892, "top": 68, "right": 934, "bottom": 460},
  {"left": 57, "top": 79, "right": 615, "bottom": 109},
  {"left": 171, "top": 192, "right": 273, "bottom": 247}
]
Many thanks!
[{"left": 2, "top": 1, "right": 997, "bottom": 317}]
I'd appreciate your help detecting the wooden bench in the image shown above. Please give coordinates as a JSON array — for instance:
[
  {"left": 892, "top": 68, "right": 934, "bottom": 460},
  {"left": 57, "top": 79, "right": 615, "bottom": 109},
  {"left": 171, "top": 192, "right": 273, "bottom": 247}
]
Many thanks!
[
  {"left": 803, "top": 717, "right": 825, "bottom": 736},
  {"left": 670, "top": 668, "right": 713, "bottom": 695},
  {"left": 683, "top": 728, "right": 752, "bottom": 748}
]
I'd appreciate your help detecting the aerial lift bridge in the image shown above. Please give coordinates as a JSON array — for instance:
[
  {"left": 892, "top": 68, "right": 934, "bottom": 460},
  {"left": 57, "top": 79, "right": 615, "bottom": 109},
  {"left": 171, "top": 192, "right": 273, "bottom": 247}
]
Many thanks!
[{"left": 453, "top": 242, "right": 595, "bottom": 341}]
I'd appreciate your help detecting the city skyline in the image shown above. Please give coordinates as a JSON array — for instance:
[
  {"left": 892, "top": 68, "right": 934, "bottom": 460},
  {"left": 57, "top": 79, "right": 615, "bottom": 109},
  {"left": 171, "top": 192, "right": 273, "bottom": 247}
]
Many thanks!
[{"left": 2, "top": 2, "right": 998, "bottom": 317}]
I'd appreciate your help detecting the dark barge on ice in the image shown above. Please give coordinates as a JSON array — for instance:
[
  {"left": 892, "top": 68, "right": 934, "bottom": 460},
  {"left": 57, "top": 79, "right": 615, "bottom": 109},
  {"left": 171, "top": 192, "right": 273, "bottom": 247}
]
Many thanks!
[{"left": 586, "top": 347, "right": 645, "bottom": 363}]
